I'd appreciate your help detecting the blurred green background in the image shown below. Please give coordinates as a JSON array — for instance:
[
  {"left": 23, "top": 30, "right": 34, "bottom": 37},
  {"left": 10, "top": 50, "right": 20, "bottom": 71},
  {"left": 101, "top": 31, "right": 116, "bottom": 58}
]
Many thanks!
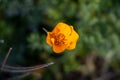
[{"left": 0, "top": 0, "right": 120, "bottom": 80}]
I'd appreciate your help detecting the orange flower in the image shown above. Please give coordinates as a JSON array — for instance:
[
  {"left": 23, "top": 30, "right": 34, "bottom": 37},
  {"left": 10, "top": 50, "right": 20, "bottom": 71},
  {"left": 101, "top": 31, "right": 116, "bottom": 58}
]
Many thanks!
[{"left": 46, "top": 22, "right": 79, "bottom": 53}]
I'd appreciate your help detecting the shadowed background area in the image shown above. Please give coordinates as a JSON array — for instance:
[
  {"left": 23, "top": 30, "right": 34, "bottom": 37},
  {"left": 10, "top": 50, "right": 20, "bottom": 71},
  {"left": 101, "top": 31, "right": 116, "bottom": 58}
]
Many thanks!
[{"left": 0, "top": 0, "right": 120, "bottom": 80}]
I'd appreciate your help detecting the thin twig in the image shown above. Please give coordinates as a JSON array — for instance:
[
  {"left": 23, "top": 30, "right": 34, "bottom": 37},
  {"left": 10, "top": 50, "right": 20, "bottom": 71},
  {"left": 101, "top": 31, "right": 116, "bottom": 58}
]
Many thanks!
[
  {"left": 5, "top": 62, "right": 54, "bottom": 70},
  {"left": 0, "top": 47, "right": 12, "bottom": 70},
  {"left": 42, "top": 27, "right": 48, "bottom": 33},
  {"left": 2, "top": 62, "right": 54, "bottom": 73}
]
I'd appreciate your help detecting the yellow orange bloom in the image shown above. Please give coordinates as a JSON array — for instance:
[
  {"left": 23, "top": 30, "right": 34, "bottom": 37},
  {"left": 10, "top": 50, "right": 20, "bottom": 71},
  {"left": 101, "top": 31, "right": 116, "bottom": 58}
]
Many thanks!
[{"left": 46, "top": 22, "right": 79, "bottom": 53}]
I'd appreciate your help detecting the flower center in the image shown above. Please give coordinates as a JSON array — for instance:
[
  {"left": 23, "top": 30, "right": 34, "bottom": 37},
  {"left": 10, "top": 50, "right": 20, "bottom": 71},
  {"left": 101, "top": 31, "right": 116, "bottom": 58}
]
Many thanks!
[{"left": 50, "top": 33, "right": 65, "bottom": 46}]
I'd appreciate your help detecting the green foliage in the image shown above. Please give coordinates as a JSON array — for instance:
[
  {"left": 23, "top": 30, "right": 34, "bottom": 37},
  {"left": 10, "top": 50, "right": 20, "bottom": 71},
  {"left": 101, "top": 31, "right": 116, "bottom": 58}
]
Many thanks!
[{"left": 0, "top": 0, "right": 120, "bottom": 80}]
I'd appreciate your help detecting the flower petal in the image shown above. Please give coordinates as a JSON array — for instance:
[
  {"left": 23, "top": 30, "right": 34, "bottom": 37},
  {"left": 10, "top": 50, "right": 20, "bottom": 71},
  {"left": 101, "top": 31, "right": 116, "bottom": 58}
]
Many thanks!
[
  {"left": 67, "top": 26, "right": 79, "bottom": 50},
  {"left": 46, "top": 32, "right": 52, "bottom": 46},
  {"left": 52, "top": 44, "right": 68, "bottom": 53},
  {"left": 52, "top": 22, "right": 72, "bottom": 36}
]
